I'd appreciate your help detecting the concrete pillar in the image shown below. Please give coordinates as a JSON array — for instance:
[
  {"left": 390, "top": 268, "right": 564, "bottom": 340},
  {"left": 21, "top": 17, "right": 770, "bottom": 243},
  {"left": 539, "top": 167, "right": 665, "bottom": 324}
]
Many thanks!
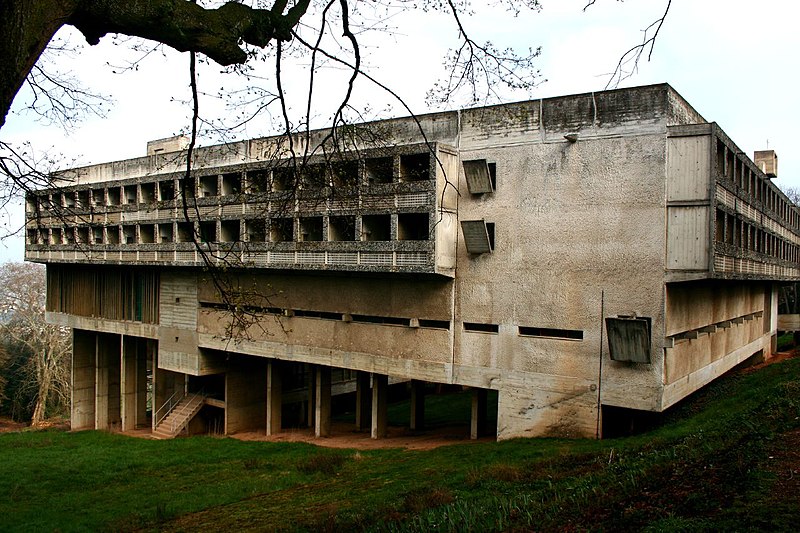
[
  {"left": 120, "top": 336, "right": 137, "bottom": 431},
  {"left": 266, "top": 361, "right": 282, "bottom": 436},
  {"left": 371, "top": 374, "right": 388, "bottom": 439},
  {"left": 471, "top": 388, "right": 488, "bottom": 440},
  {"left": 71, "top": 329, "right": 96, "bottom": 430},
  {"left": 94, "top": 335, "right": 109, "bottom": 430},
  {"left": 136, "top": 341, "right": 151, "bottom": 428},
  {"left": 355, "top": 371, "right": 371, "bottom": 431},
  {"left": 410, "top": 380, "right": 425, "bottom": 431},
  {"left": 306, "top": 365, "right": 316, "bottom": 428},
  {"left": 314, "top": 366, "right": 332, "bottom": 437}
]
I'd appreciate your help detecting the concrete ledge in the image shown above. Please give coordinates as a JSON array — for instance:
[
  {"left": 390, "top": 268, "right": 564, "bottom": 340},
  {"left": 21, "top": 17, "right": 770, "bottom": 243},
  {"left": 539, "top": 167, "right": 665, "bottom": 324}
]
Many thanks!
[
  {"left": 662, "top": 334, "right": 769, "bottom": 409},
  {"left": 47, "top": 312, "right": 158, "bottom": 339}
]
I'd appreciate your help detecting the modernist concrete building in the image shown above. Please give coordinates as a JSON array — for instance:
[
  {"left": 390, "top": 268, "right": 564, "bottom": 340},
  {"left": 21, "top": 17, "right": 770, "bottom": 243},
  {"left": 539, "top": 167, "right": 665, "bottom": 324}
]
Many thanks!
[{"left": 25, "top": 84, "right": 800, "bottom": 440}]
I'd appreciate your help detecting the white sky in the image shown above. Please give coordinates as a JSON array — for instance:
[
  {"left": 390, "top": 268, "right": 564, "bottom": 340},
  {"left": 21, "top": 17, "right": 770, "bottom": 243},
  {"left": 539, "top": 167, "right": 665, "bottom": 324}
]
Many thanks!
[{"left": 2, "top": 0, "right": 799, "bottom": 262}]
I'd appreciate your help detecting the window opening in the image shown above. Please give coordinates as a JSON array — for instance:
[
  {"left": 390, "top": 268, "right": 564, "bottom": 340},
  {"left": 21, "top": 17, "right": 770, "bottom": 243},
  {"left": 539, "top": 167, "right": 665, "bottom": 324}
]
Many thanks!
[
  {"left": 328, "top": 215, "right": 356, "bottom": 241},
  {"left": 463, "top": 322, "right": 499, "bottom": 334},
  {"left": 245, "top": 220, "right": 267, "bottom": 242},
  {"left": 299, "top": 217, "right": 323, "bottom": 241},
  {"left": 157, "top": 224, "right": 172, "bottom": 243},
  {"left": 361, "top": 214, "right": 391, "bottom": 241},
  {"left": 399, "top": 153, "right": 430, "bottom": 182},
  {"left": 331, "top": 161, "right": 359, "bottom": 188},
  {"left": 518, "top": 326, "right": 583, "bottom": 340},
  {"left": 159, "top": 180, "right": 175, "bottom": 201},
  {"left": 220, "top": 220, "right": 240, "bottom": 242},
  {"left": 177, "top": 222, "right": 194, "bottom": 243},
  {"left": 140, "top": 224, "right": 156, "bottom": 244},
  {"left": 365, "top": 157, "right": 393, "bottom": 184},
  {"left": 246, "top": 169, "right": 270, "bottom": 193},
  {"left": 221, "top": 172, "right": 241, "bottom": 195},
  {"left": 270, "top": 218, "right": 294, "bottom": 242},
  {"left": 419, "top": 319, "right": 451, "bottom": 330},
  {"left": 123, "top": 225, "right": 136, "bottom": 244},
  {"left": 199, "top": 175, "right": 218, "bottom": 197},
  {"left": 76, "top": 189, "right": 90, "bottom": 209},
  {"left": 123, "top": 185, "right": 137, "bottom": 204},
  {"left": 140, "top": 182, "right": 156, "bottom": 203},
  {"left": 107, "top": 188, "right": 121, "bottom": 206},
  {"left": 272, "top": 167, "right": 294, "bottom": 191},
  {"left": 398, "top": 212, "right": 430, "bottom": 240}
]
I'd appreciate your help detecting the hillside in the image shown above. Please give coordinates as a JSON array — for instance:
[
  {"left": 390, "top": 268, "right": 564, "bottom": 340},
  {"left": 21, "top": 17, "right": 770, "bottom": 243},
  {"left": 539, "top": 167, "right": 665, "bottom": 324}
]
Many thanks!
[{"left": 1, "top": 353, "right": 798, "bottom": 532}]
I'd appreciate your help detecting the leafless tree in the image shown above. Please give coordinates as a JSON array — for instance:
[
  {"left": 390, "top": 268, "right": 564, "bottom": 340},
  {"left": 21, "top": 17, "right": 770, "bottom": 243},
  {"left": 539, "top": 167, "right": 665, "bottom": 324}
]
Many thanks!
[{"left": 0, "top": 262, "right": 71, "bottom": 425}]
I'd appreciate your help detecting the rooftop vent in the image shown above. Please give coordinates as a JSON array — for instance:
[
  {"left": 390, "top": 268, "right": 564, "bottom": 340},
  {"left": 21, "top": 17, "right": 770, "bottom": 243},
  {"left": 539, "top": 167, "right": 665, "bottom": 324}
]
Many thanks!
[
  {"left": 147, "top": 135, "right": 190, "bottom": 156},
  {"left": 754, "top": 150, "right": 778, "bottom": 178}
]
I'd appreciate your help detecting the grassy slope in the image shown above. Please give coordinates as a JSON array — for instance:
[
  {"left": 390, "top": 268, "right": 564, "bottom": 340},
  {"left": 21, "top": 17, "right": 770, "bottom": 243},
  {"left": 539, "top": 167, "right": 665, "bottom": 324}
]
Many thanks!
[{"left": 1, "top": 358, "right": 798, "bottom": 532}]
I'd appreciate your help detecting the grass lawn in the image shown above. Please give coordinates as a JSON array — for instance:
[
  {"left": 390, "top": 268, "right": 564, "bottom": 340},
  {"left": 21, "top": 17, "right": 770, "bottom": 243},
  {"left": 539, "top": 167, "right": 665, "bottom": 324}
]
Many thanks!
[{"left": 1, "top": 356, "right": 799, "bottom": 532}]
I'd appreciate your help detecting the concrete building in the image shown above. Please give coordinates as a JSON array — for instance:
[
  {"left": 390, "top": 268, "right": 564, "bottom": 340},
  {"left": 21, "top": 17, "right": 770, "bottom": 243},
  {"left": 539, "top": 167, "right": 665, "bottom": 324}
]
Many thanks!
[{"left": 24, "top": 84, "right": 800, "bottom": 440}]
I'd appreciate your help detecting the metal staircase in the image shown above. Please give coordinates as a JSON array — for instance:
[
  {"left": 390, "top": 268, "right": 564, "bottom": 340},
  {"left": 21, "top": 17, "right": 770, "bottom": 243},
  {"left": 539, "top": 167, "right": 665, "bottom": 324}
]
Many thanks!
[{"left": 152, "top": 392, "right": 205, "bottom": 439}]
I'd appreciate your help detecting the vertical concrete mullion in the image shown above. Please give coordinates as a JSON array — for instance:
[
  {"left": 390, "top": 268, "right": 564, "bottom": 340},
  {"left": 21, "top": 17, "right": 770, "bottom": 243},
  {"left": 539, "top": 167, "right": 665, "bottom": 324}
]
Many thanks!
[{"left": 371, "top": 374, "right": 388, "bottom": 439}]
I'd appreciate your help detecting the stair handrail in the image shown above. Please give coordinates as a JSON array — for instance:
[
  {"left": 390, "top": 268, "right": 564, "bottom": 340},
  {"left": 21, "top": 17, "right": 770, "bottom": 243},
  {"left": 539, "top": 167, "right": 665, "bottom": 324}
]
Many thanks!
[
  {"left": 169, "top": 389, "right": 206, "bottom": 435},
  {"left": 154, "top": 390, "right": 185, "bottom": 428}
]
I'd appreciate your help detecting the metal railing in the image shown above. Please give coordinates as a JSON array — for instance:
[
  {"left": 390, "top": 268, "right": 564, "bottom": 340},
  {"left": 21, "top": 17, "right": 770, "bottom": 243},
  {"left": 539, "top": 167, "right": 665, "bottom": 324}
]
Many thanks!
[{"left": 154, "top": 390, "right": 184, "bottom": 429}]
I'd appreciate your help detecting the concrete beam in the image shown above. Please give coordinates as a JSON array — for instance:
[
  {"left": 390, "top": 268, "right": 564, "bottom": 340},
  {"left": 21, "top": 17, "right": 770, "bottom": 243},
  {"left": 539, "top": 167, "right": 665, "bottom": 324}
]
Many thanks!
[{"left": 371, "top": 374, "right": 388, "bottom": 439}]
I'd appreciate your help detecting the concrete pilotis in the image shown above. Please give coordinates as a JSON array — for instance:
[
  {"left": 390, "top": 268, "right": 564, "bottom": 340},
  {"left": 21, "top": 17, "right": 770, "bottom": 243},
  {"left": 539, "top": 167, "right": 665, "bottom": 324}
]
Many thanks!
[
  {"left": 371, "top": 373, "right": 388, "bottom": 439},
  {"left": 71, "top": 329, "right": 96, "bottom": 430},
  {"left": 410, "top": 380, "right": 425, "bottom": 431},
  {"left": 266, "top": 360, "right": 282, "bottom": 436},
  {"left": 355, "top": 371, "right": 371, "bottom": 431},
  {"left": 471, "top": 388, "right": 488, "bottom": 440},
  {"left": 314, "top": 366, "right": 332, "bottom": 437}
]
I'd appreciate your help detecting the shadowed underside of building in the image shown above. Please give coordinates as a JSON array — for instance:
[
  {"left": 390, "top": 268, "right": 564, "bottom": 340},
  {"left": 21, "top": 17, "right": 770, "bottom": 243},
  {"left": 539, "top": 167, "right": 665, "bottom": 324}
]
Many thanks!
[{"left": 25, "top": 83, "right": 800, "bottom": 440}]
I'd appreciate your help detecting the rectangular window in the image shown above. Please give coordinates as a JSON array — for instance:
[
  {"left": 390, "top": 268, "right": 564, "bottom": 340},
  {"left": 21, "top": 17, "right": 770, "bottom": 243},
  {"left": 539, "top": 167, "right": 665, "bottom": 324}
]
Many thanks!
[
  {"left": 518, "top": 326, "right": 583, "bottom": 340},
  {"left": 419, "top": 319, "right": 451, "bottom": 330},
  {"left": 463, "top": 322, "right": 499, "bottom": 334}
]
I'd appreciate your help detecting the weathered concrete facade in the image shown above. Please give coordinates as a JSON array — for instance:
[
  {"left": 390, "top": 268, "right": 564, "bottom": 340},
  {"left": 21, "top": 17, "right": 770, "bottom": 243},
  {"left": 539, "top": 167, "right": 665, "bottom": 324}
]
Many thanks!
[{"left": 27, "top": 84, "right": 800, "bottom": 439}]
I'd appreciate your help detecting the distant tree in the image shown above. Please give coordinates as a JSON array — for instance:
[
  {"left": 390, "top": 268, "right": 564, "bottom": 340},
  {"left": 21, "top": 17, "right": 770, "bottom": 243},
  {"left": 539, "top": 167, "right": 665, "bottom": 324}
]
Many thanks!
[{"left": 0, "top": 262, "right": 70, "bottom": 425}]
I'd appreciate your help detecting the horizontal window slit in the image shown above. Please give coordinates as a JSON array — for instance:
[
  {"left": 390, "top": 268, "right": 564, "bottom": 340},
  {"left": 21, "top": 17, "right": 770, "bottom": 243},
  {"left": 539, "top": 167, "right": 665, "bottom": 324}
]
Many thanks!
[
  {"left": 463, "top": 322, "right": 499, "bottom": 334},
  {"left": 351, "top": 314, "right": 410, "bottom": 326},
  {"left": 418, "top": 319, "right": 451, "bottom": 330},
  {"left": 518, "top": 326, "right": 583, "bottom": 340}
]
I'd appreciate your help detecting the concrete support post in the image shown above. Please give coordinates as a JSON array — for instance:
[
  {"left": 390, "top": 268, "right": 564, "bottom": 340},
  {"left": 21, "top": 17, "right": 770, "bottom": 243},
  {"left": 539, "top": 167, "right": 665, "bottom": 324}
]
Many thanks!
[
  {"left": 120, "top": 336, "right": 136, "bottom": 431},
  {"left": 314, "top": 366, "right": 332, "bottom": 438},
  {"left": 71, "top": 329, "right": 96, "bottom": 430},
  {"left": 471, "top": 388, "right": 488, "bottom": 440},
  {"left": 135, "top": 341, "right": 150, "bottom": 428},
  {"left": 266, "top": 361, "right": 283, "bottom": 436},
  {"left": 410, "top": 380, "right": 426, "bottom": 431},
  {"left": 306, "top": 365, "right": 316, "bottom": 429},
  {"left": 95, "top": 335, "right": 109, "bottom": 430},
  {"left": 371, "top": 374, "right": 388, "bottom": 439},
  {"left": 355, "top": 371, "right": 371, "bottom": 431}
]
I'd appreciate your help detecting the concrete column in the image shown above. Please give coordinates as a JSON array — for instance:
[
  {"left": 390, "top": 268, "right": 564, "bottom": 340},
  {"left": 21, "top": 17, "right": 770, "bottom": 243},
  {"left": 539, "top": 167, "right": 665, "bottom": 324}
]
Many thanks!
[
  {"left": 71, "top": 330, "right": 96, "bottom": 430},
  {"left": 266, "top": 361, "right": 282, "bottom": 436},
  {"left": 314, "top": 366, "right": 332, "bottom": 437},
  {"left": 371, "top": 374, "right": 388, "bottom": 439},
  {"left": 135, "top": 341, "right": 151, "bottom": 428},
  {"left": 410, "top": 380, "right": 425, "bottom": 431},
  {"left": 120, "top": 336, "right": 137, "bottom": 431},
  {"left": 471, "top": 388, "right": 488, "bottom": 440},
  {"left": 355, "top": 371, "right": 371, "bottom": 431},
  {"left": 95, "top": 335, "right": 109, "bottom": 430},
  {"left": 306, "top": 365, "right": 316, "bottom": 428}
]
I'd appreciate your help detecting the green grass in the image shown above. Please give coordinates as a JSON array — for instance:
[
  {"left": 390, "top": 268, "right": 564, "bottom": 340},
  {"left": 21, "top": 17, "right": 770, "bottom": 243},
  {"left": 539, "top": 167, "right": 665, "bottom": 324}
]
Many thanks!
[{"left": 1, "top": 358, "right": 799, "bottom": 532}]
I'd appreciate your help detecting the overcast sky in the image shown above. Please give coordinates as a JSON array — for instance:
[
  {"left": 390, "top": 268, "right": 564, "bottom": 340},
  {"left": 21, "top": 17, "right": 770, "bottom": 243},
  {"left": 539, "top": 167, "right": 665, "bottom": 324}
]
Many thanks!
[{"left": 2, "top": 0, "right": 798, "bottom": 262}]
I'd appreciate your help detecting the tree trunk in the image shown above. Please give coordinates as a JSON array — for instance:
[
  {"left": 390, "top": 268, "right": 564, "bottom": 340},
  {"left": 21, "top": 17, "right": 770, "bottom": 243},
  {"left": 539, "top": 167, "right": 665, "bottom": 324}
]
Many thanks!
[{"left": 0, "top": 0, "right": 75, "bottom": 130}]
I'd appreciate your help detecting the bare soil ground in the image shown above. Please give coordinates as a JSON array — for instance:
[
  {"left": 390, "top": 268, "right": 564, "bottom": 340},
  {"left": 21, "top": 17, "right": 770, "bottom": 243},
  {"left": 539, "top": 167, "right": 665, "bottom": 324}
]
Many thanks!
[
  {"left": 0, "top": 417, "right": 26, "bottom": 433},
  {"left": 231, "top": 421, "right": 491, "bottom": 450}
]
